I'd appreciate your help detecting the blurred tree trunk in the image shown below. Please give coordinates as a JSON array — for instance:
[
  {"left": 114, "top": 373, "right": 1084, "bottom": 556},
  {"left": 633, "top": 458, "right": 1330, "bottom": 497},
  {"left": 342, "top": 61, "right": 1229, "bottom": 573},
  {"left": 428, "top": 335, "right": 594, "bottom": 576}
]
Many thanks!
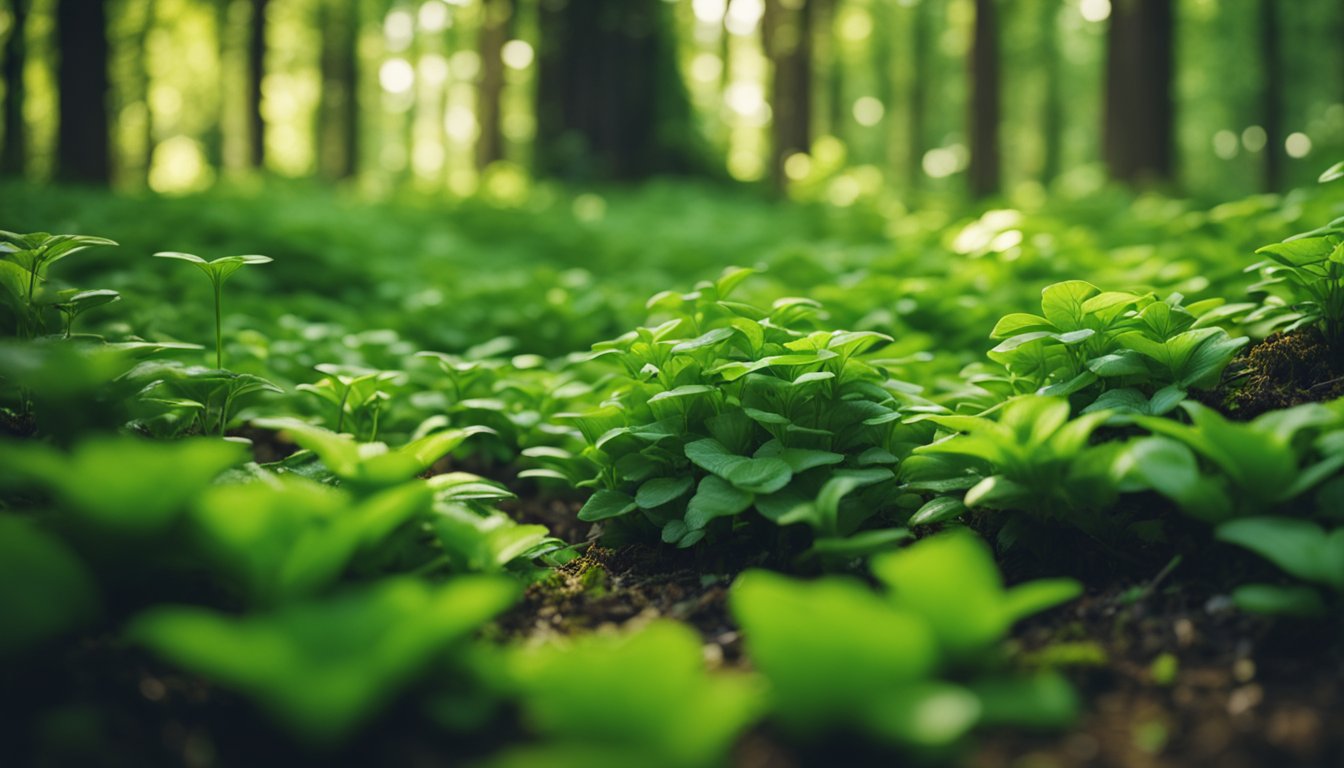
[
  {"left": 535, "top": 0, "right": 706, "bottom": 181},
  {"left": 317, "top": 0, "right": 360, "bottom": 179},
  {"left": 1, "top": 0, "right": 28, "bottom": 176},
  {"left": 967, "top": 0, "right": 1000, "bottom": 198},
  {"left": 130, "top": 0, "right": 158, "bottom": 186},
  {"left": 762, "top": 0, "right": 813, "bottom": 193},
  {"left": 55, "top": 0, "right": 111, "bottom": 184},
  {"left": 476, "top": 0, "right": 510, "bottom": 170},
  {"left": 1103, "top": 0, "right": 1173, "bottom": 185},
  {"left": 248, "top": 0, "right": 268, "bottom": 169},
  {"left": 1040, "top": 0, "right": 1062, "bottom": 185},
  {"left": 907, "top": 0, "right": 929, "bottom": 191},
  {"left": 1260, "top": 0, "right": 1282, "bottom": 192}
]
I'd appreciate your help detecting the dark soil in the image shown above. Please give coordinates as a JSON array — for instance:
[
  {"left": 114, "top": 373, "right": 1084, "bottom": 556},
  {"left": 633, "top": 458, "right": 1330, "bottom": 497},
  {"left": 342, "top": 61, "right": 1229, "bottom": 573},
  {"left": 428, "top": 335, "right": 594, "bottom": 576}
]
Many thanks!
[{"left": 1211, "top": 328, "right": 1344, "bottom": 420}]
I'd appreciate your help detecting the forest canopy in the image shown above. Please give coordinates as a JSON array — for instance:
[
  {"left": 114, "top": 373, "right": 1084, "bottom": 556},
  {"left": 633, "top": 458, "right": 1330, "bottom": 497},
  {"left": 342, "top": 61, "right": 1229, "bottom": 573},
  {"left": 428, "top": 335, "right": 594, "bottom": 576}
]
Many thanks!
[{"left": 1, "top": 0, "right": 1341, "bottom": 199}]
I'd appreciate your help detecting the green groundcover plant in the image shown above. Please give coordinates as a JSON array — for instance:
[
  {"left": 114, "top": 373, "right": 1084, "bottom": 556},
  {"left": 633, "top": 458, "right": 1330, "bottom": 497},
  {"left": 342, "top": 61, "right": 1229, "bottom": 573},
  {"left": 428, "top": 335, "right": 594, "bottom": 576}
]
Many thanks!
[{"left": 543, "top": 268, "right": 919, "bottom": 554}]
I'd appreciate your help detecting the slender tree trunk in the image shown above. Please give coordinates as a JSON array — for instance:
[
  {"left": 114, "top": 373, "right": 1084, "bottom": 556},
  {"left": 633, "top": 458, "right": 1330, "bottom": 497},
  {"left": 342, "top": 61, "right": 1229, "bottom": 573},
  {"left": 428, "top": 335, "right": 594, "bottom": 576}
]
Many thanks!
[
  {"left": 55, "top": 0, "right": 111, "bottom": 184},
  {"left": 248, "top": 0, "right": 269, "bottom": 169},
  {"left": 317, "top": 0, "right": 360, "bottom": 179},
  {"left": 908, "top": 0, "right": 929, "bottom": 191},
  {"left": 762, "top": 0, "right": 813, "bottom": 192},
  {"left": 476, "top": 0, "right": 510, "bottom": 169},
  {"left": 967, "top": 0, "right": 1000, "bottom": 198},
  {"left": 1040, "top": 0, "right": 1062, "bottom": 185},
  {"left": 535, "top": 0, "right": 705, "bottom": 181},
  {"left": 1, "top": 0, "right": 28, "bottom": 176},
  {"left": 1103, "top": 0, "right": 1174, "bottom": 185},
  {"left": 1260, "top": 0, "right": 1282, "bottom": 192}
]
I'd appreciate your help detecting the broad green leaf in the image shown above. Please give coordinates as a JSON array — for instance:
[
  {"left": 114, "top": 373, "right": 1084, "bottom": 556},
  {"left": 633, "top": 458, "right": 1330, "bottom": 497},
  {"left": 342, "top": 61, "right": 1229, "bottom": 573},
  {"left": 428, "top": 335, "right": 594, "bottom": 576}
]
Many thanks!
[
  {"left": 129, "top": 577, "right": 517, "bottom": 744},
  {"left": 909, "top": 496, "right": 967, "bottom": 526},
  {"left": 635, "top": 476, "right": 695, "bottom": 509},
  {"left": 0, "top": 518, "right": 99, "bottom": 656},
  {"left": 578, "top": 489, "right": 639, "bottom": 522},
  {"left": 730, "top": 569, "right": 938, "bottom": 730},
  {"left": 684, "top": 475, "right": 753, "bottom": 529}
]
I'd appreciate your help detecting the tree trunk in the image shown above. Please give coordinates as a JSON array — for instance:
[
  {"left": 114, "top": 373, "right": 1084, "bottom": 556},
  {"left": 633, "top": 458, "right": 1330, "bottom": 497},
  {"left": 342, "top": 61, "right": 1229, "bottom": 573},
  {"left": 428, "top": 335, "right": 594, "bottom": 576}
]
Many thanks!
[
  {"left": 248, "top": 0, "right": 269, "bottom": 170},
  {"left": 1, "top": 0, "right": 28, "bottom": 176},
  {"left": 1259, "top": 0, "right": 1282, "bottom": 192},
  {"left": 317, "top": 0, "right": 360, "bottom": 179},
  {"left": 476, "top": 0, "right": 510, "bottom": 170},
  {"left": 55, "top": 0, "right": 111, "bottom": 184},
  {"left": 967, "top": 0, "right": 1000, "bottom": 198},
  {"left": 908, "top": 0, "right": 930, "bottom": 191},
  {"left": 1040, "top": 0, "right": 1062, "bottom": 185},
  {"left": 1103, "top": 0, "right": 1174, "bottom": 185},
  {"left": 534, "top": 0, "right": 705, "bottom": 181},
  {"left": 762, "top": 0, "right": 813, "bottom": 192}
]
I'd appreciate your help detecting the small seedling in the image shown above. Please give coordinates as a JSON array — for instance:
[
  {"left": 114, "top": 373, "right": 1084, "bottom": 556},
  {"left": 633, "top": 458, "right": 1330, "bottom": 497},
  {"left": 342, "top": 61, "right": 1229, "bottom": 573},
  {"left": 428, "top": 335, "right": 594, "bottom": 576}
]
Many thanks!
[
  {"left": 51, "top": 289, "right": 120, "bottom": 338},
  {"left": 0, "top": 231, "right": 117, "bottom": 336},
  {"left": 154, "top": 251, "right": 272, "bottom": 368}
]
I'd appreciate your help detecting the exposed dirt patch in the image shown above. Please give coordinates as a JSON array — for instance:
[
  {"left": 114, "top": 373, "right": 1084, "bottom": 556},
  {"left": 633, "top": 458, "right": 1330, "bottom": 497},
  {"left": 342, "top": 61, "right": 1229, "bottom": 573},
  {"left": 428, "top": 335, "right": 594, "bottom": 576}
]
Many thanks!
[
  {"left": 972, "top": 583, "right": 1344, "bottom": 768},
  {"left": 1212, "top": 328, "right": 1344, "bottom": 419}
]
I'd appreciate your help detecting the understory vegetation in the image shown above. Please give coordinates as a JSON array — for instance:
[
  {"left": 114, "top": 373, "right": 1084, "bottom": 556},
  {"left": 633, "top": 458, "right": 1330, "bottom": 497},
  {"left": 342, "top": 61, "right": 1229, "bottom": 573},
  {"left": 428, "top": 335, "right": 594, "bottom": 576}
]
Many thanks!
[{"left": 3, "top": 168, "right": 1344, "bottom": 767}]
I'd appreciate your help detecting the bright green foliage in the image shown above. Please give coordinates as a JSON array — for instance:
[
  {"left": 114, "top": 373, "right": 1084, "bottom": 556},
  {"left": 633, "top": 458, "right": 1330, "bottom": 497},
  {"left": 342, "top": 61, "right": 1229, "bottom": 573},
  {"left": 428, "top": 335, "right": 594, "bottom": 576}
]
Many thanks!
[
  {"left": 872, "top": 532, "right": 1082, "bottom": 662},
  {"left": 905, "top": 396, "right": 1120, "bottom": 540},
  {"left": 51, "top": 288, "right": 120, "bottom": 338},
  {"left": 987, "top": 280, "right": 1248, "bottom": 410},
  {"left": 297, "top": 363, "right": 404, "bottom": 440},
  {"left": 0, "top": 436, "right": 248, "bottom": 533},
  {"left": 154, "top": 251, "right": 273, "bottom": 368},
  {"left": 427, "top": 471, "right": 571, "bottom": 572},
  {"left": 496, "top": 621, "right": 762, "bottom": 768},
  {"left": 0, "top": 230, "right": 117, "bottom": 336},
  {"left": 1216, "top": 517, "right": 1344, "bottom": 617},
  {"left": 252, "top": 416, "right": 493, "bottom": 489},
  {"left": 189, "top": 477, "right": 432, "bottom": 605},
  {"left": 0, "top": 517, "right": 99, "bottom": 657},
  {"left": 1118, "top": 401, "right": 1344, "bottom": 522},
  {"left": 731, "top": 531, "right": 1080, "bottom": 747},
  {"left": 129, "top": 576, "right": 519, "bottom": 745},
  {"left": 136, "top": 363, "right": 283, "bottom": 436},
  {"left": 562, "top": 269, "right": 909, "bottom": 551},
  {"left": 1244, "top": 182, "right": 1344, "bottom": 345}
]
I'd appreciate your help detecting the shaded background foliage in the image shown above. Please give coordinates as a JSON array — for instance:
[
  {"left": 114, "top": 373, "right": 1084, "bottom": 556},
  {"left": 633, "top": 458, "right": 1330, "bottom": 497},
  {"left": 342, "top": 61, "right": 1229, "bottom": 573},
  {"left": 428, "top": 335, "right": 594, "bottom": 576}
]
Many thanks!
[{"left": 0, "top": 0, "right": 1341, "bottom": 200}]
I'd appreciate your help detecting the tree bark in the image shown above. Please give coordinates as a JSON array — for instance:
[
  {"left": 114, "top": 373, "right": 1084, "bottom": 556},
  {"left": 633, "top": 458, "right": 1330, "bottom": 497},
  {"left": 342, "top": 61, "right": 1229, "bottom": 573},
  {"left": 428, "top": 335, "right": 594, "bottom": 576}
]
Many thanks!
[
  {"left": 908, "top": 0, "right": 930, "bottom": 190},
  {"left": 317, "top": 0, "right": 360, "bottom": 179},
  {"left": 762, "top": 0, "right": 813, "bottom": 192},
  {"left": 1259, "top": 0, "right": 1282, "bottom": 192},
  {"left": 476, "top": 0, "right": 510, "bottom": 170},
  {"left": 967, "top": 0, "right": 1000, "bottom": 198},
  {"left": 55, "top": 0, "right": 111, "bottom": 184},
  {"left": 1103, "top": 0, "right": 1174, "bottom": 185},
  {"left": 248, "top": 0, "right": 269, "bottom": 169},
  {"left": 1040, "top": 0, "right": 1062, "bottom": 185},
  {"left": 1, "top": 0, "right": 28, "bottom": 176},
  {"left": 534, "top": 0, "right": 706, "bottom": 181}
]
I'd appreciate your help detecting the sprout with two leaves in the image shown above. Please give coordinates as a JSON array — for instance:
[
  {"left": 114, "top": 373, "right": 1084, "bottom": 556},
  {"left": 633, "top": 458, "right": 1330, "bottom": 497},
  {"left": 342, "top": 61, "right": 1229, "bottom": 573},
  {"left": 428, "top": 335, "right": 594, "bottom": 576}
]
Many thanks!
[
  {"left": 51, "top": 289, "right": 121, "bottom": 339},
  {"left": 0, "top": 231, "right": 118, "bottom": 337},
  {"left": 154, "top": 252, "right": 272, "bottom": 369},
  {"left": 297, "top": 363, "right": 405, "bottom": 440}
]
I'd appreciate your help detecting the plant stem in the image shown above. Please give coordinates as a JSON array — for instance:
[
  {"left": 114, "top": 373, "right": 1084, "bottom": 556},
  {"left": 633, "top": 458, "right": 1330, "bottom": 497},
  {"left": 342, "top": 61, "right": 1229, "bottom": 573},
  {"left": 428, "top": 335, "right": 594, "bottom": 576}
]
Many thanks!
[{"left": 213, "top": 278, "right": 224, "bottom": 369}]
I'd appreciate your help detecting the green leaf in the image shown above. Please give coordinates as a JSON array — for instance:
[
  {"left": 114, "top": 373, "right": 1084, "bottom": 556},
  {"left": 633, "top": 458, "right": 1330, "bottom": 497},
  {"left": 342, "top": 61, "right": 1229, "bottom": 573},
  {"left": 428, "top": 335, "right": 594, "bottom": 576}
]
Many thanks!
[
  {"left": 1217, "top": 518, "right": 1344, "bottom": 591},
  {"left": 0, "top": 518, "right": 99, "bottom": 657},
  {"left": 1319, "top": 161, "right": 1344, "bottom": 183},
  {"left": 1230, "top": 584, "right": 1327, "bottom": 617},
  {"left": 730, "top": 569, "right": 938, "bottom": 731},
  {"left": 670, "top": 327, "right": 734, "bottom": 354},
  {"left": 909, "top": 496, "right": 967, "bottom": 526},
  {"left": 684, "top": 475, "right": 753, "bottom": 529},
  {"left": 990, "top": 313, "right": 1054, "bottom": 339},
  {"left": 129, "top": 577, "right": 518, "bottom": 745},
  {"left": 635, "top": 476, "right": 695, "bottom": 509},
  {"left": 578, "top": 489, "right": 639, "bottom": 521},
  {"left": 1040, "top": 280, "right": 1099, "bottom": 330}
]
